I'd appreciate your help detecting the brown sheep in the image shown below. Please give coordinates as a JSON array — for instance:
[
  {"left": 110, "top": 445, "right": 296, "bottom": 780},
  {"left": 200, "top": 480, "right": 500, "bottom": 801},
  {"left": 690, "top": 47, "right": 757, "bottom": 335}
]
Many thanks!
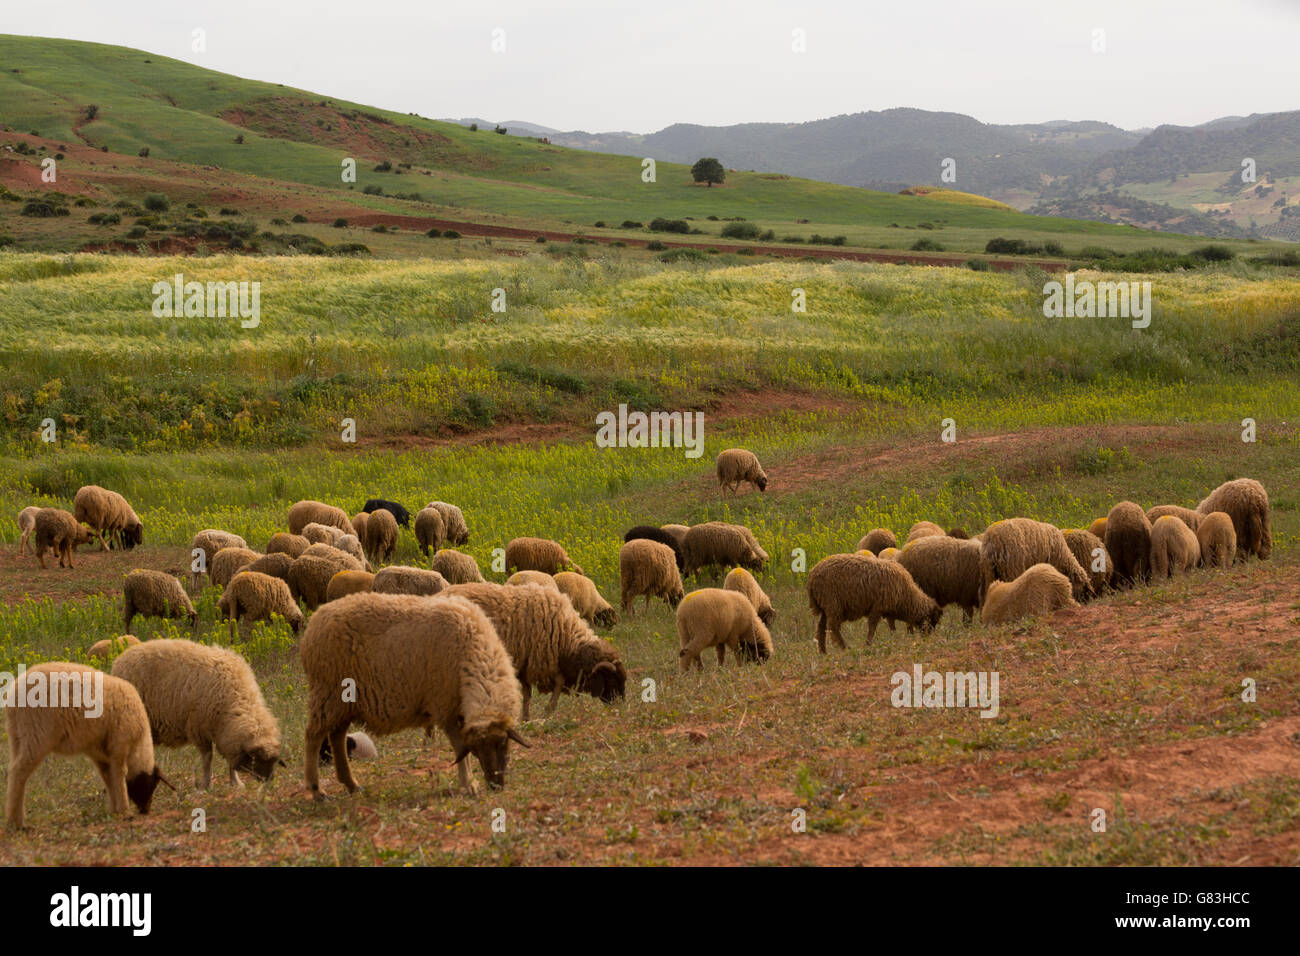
[
  {"left": 676, "top": 588, "right": 773, "bottom": 670},
  {"left": 506, "top": 570, "right": 559, "bottom": 590},
  {"left": 505, "top": 537, "right": 583, "bottom": 576},
  {"left": 123, "top": 570, "right": 197, "bottom": 631},
  {"left": 287, "top": 500, "right": 353, "bottom": 536},
  {"left": 209, "top": 546, "right": 261, "bottom": 589},
  {"left": 414, "top": 506, "right": 446, "bottom": 557},
  {"left": 371, "top": 565, "right": 448, "bottom": 596},
  {"left": 1196, "top": 511, "right": 1237, "bottom": 569},
  {"left": 554, "top": 572, "right": 618, "bottom": 628},
  {"left": 1063, "top": 529, "right": 1112, "bottom": 597},
  {"left": 431, "top": 549, "right": 484, "bottom": 584},
  {"left": 806, "top": 554, "right": 941, "bottom": 653},
  {"left": 350, "top": 511, "right": 370, "bottom": 542},
  {"left": 896, "top": 535, "right": 982, "bottom": 623},
  {"left": 660, "top": 524, "right": 690, "bottom": 549},
  {"left": 1196, "top": 478, "right": 1271, "bottom": 561},
  {"left": 326, "top": 570, "right": 376, "bottom": 603},
  {"left": 716, "top": 448, "right": 768, "bottom": 494},
  {"left": 980, "top": 517, "right": 1092, "bottom": 601},
  {"left": 856, "top": 528, "right": 897, "bottom": 555},
  {"left": 1146, "top": 505, "right": 1201, "bottom": 533},
  {"left": 218, "top": 570, "right": 303, "bottom": 634},
  {"left": 1087, "top": 517, "right": 1107, "bottom": 541},
  {"left": 1104, "top": 502, "right": 1152, "bottom": 588},
  {"left": 239, "top": 551, "right": 294, "bottom": 582},
  {"left": 681, "top": 522, "right": 768, "bottom": 579},
  {"left": 981, "top": 564, "right": 1078, "bottom": 625},
  {"left": 1150, "top": 515, "right": 1200, "bottom": 578},
  {"left": 362, "top": 507, "right": 399, "bottom": 563},
  {"left": 17, "top": 506, "right": 39, "bottom": 556},
  {"left": 620, "top": 538, "right": 684, "bottom": 614},
  {"left": 73, "top": 485, "right": 143, "bottom": 551},
  {"left": 722, "top": 567, "right": 775, "bottom": 626},
  {"left": 191, "top": 530, "right": 248, "bottom": 588},
  {"left": 266, "top": 532, "right": 310, "bottom": 560},
  {"left": 32, "top": 508, "right": 95, "bottom": 569},
  {"left": 905, "top": 521, "right": 945, "bottom": 544}
]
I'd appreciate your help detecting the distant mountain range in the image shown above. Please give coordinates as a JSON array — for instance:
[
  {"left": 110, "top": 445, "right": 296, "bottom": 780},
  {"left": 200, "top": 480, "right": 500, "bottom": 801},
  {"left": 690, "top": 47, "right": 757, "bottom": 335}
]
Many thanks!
[{"left": 443, "top": 108, "right": 1300, "bottom": 239}]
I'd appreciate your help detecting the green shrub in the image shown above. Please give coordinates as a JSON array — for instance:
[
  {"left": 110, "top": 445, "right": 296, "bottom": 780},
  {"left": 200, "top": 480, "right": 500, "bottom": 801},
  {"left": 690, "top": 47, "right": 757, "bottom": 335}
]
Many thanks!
[
  {"left": 142, "top": 193, "right": 170, "bottom": 212},
  {"left": 291, "top": 213, "right": 308, "bottom": 223},
  {"left": 443, "top": 230, "right": 460, "bottom": 239},
  {"left": 966, "top": 258, "right": 991, "bottom": 271},
  {"left": 649, "top": 218, "right": 690, "bottom": 234},
  {"left": 910, "top": 238, "right": 944, "bottom": 252},
  {"left": 720, "top": 221, "right": 761, "bottom": 239},
  {"left": 332, "top": 218, "right": 348, "bottom": 228},
  {"left": 426, "top": 228, "right": 442, "bottom": 237}
]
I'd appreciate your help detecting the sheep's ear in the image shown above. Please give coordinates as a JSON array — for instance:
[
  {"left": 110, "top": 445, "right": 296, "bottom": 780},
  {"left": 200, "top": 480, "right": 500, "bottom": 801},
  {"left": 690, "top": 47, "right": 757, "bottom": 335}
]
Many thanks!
[
  {"left": 451, "top": 743, "right": 471, "bottom": 764},
  {"left": 507, "top": 728, "right": 530, "bottom": 748}
]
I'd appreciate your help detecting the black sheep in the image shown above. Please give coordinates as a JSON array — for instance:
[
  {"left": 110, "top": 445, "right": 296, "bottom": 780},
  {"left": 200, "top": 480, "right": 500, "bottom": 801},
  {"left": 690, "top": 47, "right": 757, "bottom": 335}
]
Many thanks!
[
  {"left": 623, "top": 525, "right": 685, "bottom": 571},
  {"left": 363, "top": 498, "right": 411, "bottom": 528}
]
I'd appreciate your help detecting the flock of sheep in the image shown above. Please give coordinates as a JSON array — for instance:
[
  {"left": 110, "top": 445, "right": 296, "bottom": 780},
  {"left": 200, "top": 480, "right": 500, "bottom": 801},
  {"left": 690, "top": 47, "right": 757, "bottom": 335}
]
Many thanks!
[{"left": 3, "top": 448, "right": 1275, "bottom": 827}]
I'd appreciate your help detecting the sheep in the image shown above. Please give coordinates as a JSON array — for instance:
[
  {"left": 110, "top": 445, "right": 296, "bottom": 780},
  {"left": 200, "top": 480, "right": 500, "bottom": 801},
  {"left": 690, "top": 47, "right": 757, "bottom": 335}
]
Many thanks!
[
  {"left": 4, "top": 662, "right": 171, "bottom": 828},
  {"left": 300, "top": 542, "right": 365, "bottom": 570},
  {"left": 981, "top": 563, "right": 1077, "bottom": 625},
  {"left": 414, "top": 506, "right": 446, "bottom": 557},
  {"left": 722, "top": 566, "right": 775, "bottom": 626},
  {"left": 31, "top": 508, "right": 94, "bottom": 569},
  {"left": 1197, "top": 478, "right": 1271, "bottom": 561},
  {"left": 362, "top": 507, "right": 399, "bottom": 563},
  {"left": 1063, "top": 529, "right": 1112, "bottom": 596},
  {"left": 288, "top": 500, "right": 353, "bottom": 536},
  {"left": 1146, "top": 505, "right": 1201, "bottom": 533},
  {"left": 334, "top": 533, "right": 368, "bottom": 568},
  {"left": 896, "top": 535, "right": 982, "bottom": 623},
  {"left": 1087, "top": 517, "right": 1108, "bottom": 541},
  {"left": 17, "top": 506, "right": 39, "bottom": 555},
  {"left": 681, "top": 521, "right": 768, "bottom": 579},
  {"left": 318, "top": 731, "right": 380, "bottom": 767},
  {"left": 426, "top": 501, "right": 470, "bottom": 545},
  {"left": 238, "top": 551, "right": 293, "bottom": 582},
  {"left": 554, "top": 572, "right": 618, "bottom": 628},
  {"left": 87, "top": 634, "right": 140, "bottom": 661},
  {"left": 431, "top": 548, "right": 484, "bottom": 584},
  {"left": 856, "top": 528, "right": 897, "bottom": 554},
  {"left": 506, "top": 570, "right": 559, "bottom": 590},
  {"left": 209, "top": 546, "right": 261, "bottom": 589},
  {"left": 350, "top": 511, "right": 369, "bottom": 542},
  {"left": 217, "top": 570, "right": 303, "bottom": 633},
  {"left": 326, "top": 570, "right": 375, "bottom": 603},
  {"left": 620, "top": 538, "right": 685, "bottom": 614},
  {"left": 716, "top": 448, "right": 768, "bottom": 494},
  {"left": 371, "top": 565, "right": 449, "bottom": 596},
  {"left": 676, "top": 588, "right": 774, "bottom": 670},
  {"left": 266, "top": 532, "right": 309, "bottom": 559},
  {"left": 300, "top": 593, "right": 528, "bottom": 796},
  {"left": 905, "top": 521, "right": 945, "bottom": 544},
  {"left": 123, "top": 569, "right": 197, "bottom": 631},
  {"left": 807, "top": 554, "right": 941, "bottom": 653},
  {"left": 980, "top": 517, "right": 1092, "bottom": 601},
  {"left": 1104, "top": 502, "right": 1152, "bottom": 588},
  {"left": 288, "top": 553, "right": 358, "bottom": 611},
  {"left": 192, "top": 530, "right": 247, "bottom": 587},
  {"left": 437, "top": 583, "right": 627, "bottom": 720},
  {"left": 112, "top": 639, "right": 284, "bottom": 789},
  {"left": 301, "top": 522, "right": 347, "bottom": 547},
  {"left": 877, "top": 547, "right": 901, "bottom": 561},
  {"left": 660, "top": 524, "right": 690, "bottom": 548},
  {"left": 505, "top": 537, "right": 583, "bottom": 576},
  {"left": 73, "top": 485, "right": 143, "bottom": 552},
  {"left": 363, "top": 498, "right": 411, "bottom": 528},
  {"left": 623, "top": 525, "right": 684, "bottom": 570},
  {"left": 1196, "top": 511, "right": 1237, "bottom": 569},
  {"left": 1150, "top": 514, "right": 1200, "bottom": 579}
]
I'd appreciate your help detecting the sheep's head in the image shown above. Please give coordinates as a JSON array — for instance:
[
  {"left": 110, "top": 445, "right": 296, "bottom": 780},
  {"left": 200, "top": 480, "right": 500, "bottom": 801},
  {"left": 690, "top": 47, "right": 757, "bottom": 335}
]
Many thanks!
[
  {"left": 594, "top": 607, "right": 618, "bottom": 629},
  {"left": 122, "top": 522, "right": 143, "bottom": 550},
  {"left": 235, "top": 742, "right": 285, "bottom": 781},
  {"left": 126, "top": 766, "right": 174, "bottom": 814},
  {"left": 668, "top": 583, "right": 684, "bottom": 608},
  {"left": 919, "top": 603, "right": 944, "bottom": 632},
  {"left": 758, "top": 606, "right": 776, "bottom": 627},
  {"left": 73, "top": 525, "right": 95, "bottom": 547},
  {"left": 743, "top": 551, "right": 768, "bottom": 573},
  {"left": 456, "top": 718, "right": 529, "bottom": 790},
  {"left": 756, "top": 473, "right": 768, "bottom": 491},
  {"left": 581, "top": 659, "right": 627, "bottom": 704}
]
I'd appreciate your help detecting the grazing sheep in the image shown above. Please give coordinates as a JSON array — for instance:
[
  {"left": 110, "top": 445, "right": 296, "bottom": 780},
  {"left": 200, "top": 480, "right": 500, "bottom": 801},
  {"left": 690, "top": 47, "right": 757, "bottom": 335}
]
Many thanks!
[
  {"left": 363, "top": 498, "right": 411, "bottom": 528},
  {"left": 1104, "top": 502, "right": 1152, "bottom": 588},
  {"left": 807, "top": 554, "right": 941, "bottom": 653},
  {"left": 288, "top": 553, "right": 358, "bottom": 611},
  {"left": 238, "top": 551, "right": 293, "bottom": 582},
  {"left": 1196, "top": 511, "right": 1237, "bottom": 569},
  {"left": 896, "top": 535, "right": 982, "bottom": 623},
  {"left": 16, "top": 506, "right": 39, "bottom": 556},
  {"left": 1197, "top": 478, "right": 1271, "bottom": 561},
  {"left": 431, "top": 549, "right": 484, "bottom": 584},
  {"left": 73, "top": 485, "right": 143, "bottom": 552},
  {"left": 623, "top": 525, "right": 685, "bottom": 570},
  {"left": 1063, "top": 529, "right": 1112, "bottom": 597},
  {"left": 287, "top": 500, "right": 353, "bottom": 536},
  {"left": 123, "top": 570, "right": 197, "bottom": 631},
  {"left": 112, "top": 639, "right": 283, "bottom": 789},
  {"left": 905, "top": 521, "right": 946, "bottom": 544},
  {"left": 716, "top": 448, "right": 768, "bottom": 494},
  {"left": 505, "top": 537, "right": 583, "bottom": 576},
  {"left": 660, "top": 524, "right": 691, "bottom": 548},
  {"left": 947, "top": 528, "right": 969, "bottom": 539},
  {"left": 361, "top": 508, "right": 398, "bottom": 564},
  {"left": 326, "top": 570, "right": 375, "bottom": 603},
  {"left": 620, "top": 538, "right": 685, "bottom": 614},
  {"left": 371, "top": 565, "right": 449, "bottom": 596},
  {"left": 438, "top": 583, "right": 627, "bottom": 719},
  {"left": 301, "top": 522, "right": 347, "bottom": 547},
  {"left": 506, "top": 570, "right": 559, "bottom": 590},
  {"left": 32, "top": 508, "right": 94, "bottom": 569},
  {"left": 1146, "top": 505, "right": 1201, "bottom": 533},
  {"left": 218, "top": 570, "right": 303, "bottom": 633},
  {"left": 980, "top": 517, "right": 1092, "bottom": 601},
  {"left": 414, "top": 506, "right": 446, "bottom": 557},
  {"left": 209, "top": 546, "right": 261, "bottom": 589},
  {"left": 318, "top": 731, "right": 379, "bottom": 767},
  {"left": 722, "top": 567, "right": 775, "bottom": 626},
  {"left": 681, "top": 521, "right": 769, "bottom": 579},
  {"left": 1087, "top": 517, "right": 1108, "bottom": 541},
  {"left": 554, "top": 572, "right": 618, "bottom": 629},
  {"left": 87, "top": 635, "right": 140, "bottom": 661},
  {"left": 856, "top": 528, "right": 897, "bottom": 555},
  {"left": 334, "top": 533, "right": 368, "bottom": 569},
  {"left": 877, "top": 547, "right": 901, "bottom": 561},
  {"left": 426, "top": 501, "right": 470, "bottom": 545},
  {"left": 301, "top": 593, "right": 527, "bottom": 796},
  {"left": 266, "top": 532, "right": 309, "bottom": 559},
  {"left": 4, "top": 663, "right": 170, "bottom": 828},
  {"left": 350, "top": 511, "right": 369, "bottom": 542},
  {"left": 981, "top": 563, "right": 1077, "bottom": 625},
  {"left": 1150, "top": 515, "right": 1200, "bottom": 578},
  {"left": 300, "top": 542, "right": 365, "bottom": 570},
  {"left": 676, "top": 588, "right": 773, "bottom": 670},
  {"left": 192, "top": 530, "right": 247, "bottom": 587}
]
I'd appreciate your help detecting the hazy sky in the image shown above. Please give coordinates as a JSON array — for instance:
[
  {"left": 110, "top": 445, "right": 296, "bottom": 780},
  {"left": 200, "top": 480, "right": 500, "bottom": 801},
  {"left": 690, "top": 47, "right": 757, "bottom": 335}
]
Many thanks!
[{"left": 4, "top": 0, "right": 1297, "bottom": 132}]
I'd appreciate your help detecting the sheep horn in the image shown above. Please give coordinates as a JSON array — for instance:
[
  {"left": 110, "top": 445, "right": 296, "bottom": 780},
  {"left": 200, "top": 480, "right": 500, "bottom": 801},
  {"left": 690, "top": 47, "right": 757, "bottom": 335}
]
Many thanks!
[
  {"left": 451, "top": 744, "right": 471, "bottom": 765},
  {"left": 507, "top": 728, "right": 531, "bottom": 748},
  {"left": 156, "top": 771, "right": 177, "bottom": 792},
  {"left": 593, "top": 661, "right": 617, "bottom": 674}
]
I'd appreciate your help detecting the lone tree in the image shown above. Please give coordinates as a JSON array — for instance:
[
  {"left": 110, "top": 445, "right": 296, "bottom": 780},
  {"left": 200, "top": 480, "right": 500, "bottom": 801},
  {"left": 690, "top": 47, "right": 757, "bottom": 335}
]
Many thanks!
[{"left": 691, "top": 157, "right": 725, "bottom": 187}]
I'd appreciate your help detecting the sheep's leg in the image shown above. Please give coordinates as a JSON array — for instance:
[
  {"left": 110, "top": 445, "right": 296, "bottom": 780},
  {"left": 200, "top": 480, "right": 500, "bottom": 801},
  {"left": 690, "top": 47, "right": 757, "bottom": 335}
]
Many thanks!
[
  {"left": 520, "top": 682, "right": 531, "bottom": 721},
  {"left": 5, "top": 754, "right": 40, "bottom": 829},
  {"left": 198, "top": 741, "right": 213, "bottom": 790},
  {"left": 329, "top": 724, "right": 358, "bottom": 793},
  {"left": 815, "top": 613, "right": 827, "bottom": 654},
  {"left": 228, "top": 761, "right": 244, "bottom": 788},
  {"left": 865, "top": 614, "right": 881, "bottom": 645},
  {"left": 715, "top": 644, "right": 726, "bottom": 666},
  {"left": 825, "top": 613, "right": 847, "bottom": 650},
  {"left": 106, "top": 758, "right": 129, "bottom": 814},
  {"left": 444, "top": 725, "right": 478, "bottom": 795},
  {"left": 545, "top": 685, "right": 562, "bottom": 716},
  {"left": 304, "top": 716, "right": 328, "bottom": 799},
  {"left": 18, "top": 530, "right": 29, "bottom": 556},
  {"left": 95, "top": 528, "right": 110, "bottom": 551}
]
